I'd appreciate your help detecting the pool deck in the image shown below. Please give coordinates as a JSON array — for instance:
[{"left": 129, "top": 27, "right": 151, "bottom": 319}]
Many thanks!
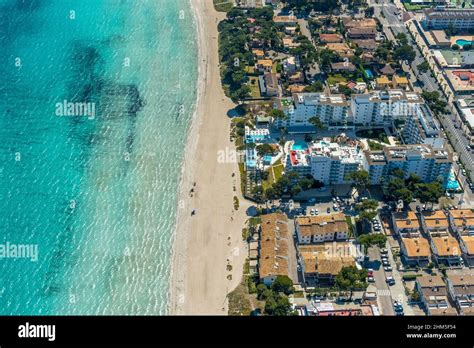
[{"left": 450, "top": 35, "right": 474, "bottom": 48}]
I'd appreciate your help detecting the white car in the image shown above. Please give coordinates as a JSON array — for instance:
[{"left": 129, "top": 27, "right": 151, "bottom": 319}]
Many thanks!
[
  {"left": 384, "top": 266, "right": 393, "bottom": 272},
  {"left": 368, "top": 276, "right": 375, "bottom": 283}
]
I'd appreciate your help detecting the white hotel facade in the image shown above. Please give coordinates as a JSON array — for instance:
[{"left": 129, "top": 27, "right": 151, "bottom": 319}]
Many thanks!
[
  {"left": 275, "top": 90, "right": 425, "bottom": 129},
  {"left": 285, "top": 139, "right": 453, "bottom": 186}
]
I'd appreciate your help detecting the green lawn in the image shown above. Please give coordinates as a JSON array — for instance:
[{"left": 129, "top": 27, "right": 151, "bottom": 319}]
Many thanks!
[
  {"left": 327, "top": 74, "right": 348, "bottom": 86},
  {"left": 403, "top": 3, "right": 429, "bottom": 11},
  {"left": 272, "top": 161, "right": 284, "bottom": 181},
  {"left": 213, "top": 0, "right": 233, "bottom": 12},
  {"left": 262, "top": 159, "right": 284, "bottom": 190},
  {"left": 248, "top": 76, "right": 261, "bottom": 99},
  {"left": 368, "top": 140, "right": 384, "bottom": 150}
]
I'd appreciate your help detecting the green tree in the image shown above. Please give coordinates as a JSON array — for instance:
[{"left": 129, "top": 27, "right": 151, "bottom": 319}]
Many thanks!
[
  {"left": 252, "top": 185, "right": 264, "bottom": 201},
  {"left": 264, "top": 292, "right": 293, "bottom": 316},
  {"left": 269, "top": 108, "right": 288, "bottom": 120},
  {"left": 358, "top": 233, "right": 387, "bottom": 250},
  {"left": 256, "top": 283, "right": 268, "bottom": 300},
  {"left": 393, "top": 45, "right": 416, "bottom": 64},
  {"left": 271, "top": 275, "right": 294, "bottom": 295},
  {"left": 256, "top": 143, "right": 275, "bottom": 157},
  {"left": 395, "top": 187, "right": 413, "bottom": 207},
  {"left": 356, "top": 199, "right": 378, "bottom": 224},
  {"left": 334, "top": 266, "right": 368, "bottom": 300},
  {"left": 308, "top": 116, "right": 325, "bottom": 130},
  {"left": 415, "top": 181, "right": 444, "bottom": 209},
  {"left": 345, "top": 170, "right": 370, "bottom": 195},
  {"left": 417, "top": 61, "right": 430, "bottom": 74},
  {"left": 304, "top": 81, "right": 324, "bottom": 92}
]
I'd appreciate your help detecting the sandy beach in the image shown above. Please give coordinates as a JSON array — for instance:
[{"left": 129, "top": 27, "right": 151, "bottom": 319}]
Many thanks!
[{"left": 169, "top": 0, "right": 249, "bottom": 314}]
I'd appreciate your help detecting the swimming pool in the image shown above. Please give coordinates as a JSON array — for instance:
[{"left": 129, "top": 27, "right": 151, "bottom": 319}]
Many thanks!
[
  {"left": 445, "top": 171, "right": 460, "bottom": 190},
  {"left": 365, "top": 69, "right": 374, "bottom": 79},
  {"left": 246, "top": 134, "right": 267, "bottom": 143},
  {"left": 264, "top": 155, "right": 273, "bottom": 163},
  {"left": 292, "top": 141, "right": 308, "bottom": 151},
  {"left": 456, "top": 39, "right": 474, "bottom": 48}
]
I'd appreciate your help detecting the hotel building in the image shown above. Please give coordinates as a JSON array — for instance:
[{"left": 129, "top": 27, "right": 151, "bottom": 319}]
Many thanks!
[
  {"left": 274, "top": 90, "right": 428, "bottom": 130},
  {"left": 402, "top": 104, "right": 442, "bottom": 145},
  {"left": 308, "top": 139, "right": 364, "bottom": 185},
  {"left": 422, "top": 8, "right": 474, "bottom": 31},
  {"left": 363, "top": 144, "right": 453, "bottom": 186},
  {"left": 350, "top": 90, "right": 424, "bottom": 126},
  {"left": 275, "top": 93, "right": 350, "bottom": 131}
]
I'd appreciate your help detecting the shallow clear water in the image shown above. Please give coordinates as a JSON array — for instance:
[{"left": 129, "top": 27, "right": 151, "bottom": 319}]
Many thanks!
[{"left": 0, "top": 0, "right": 198, "bottom": 314}]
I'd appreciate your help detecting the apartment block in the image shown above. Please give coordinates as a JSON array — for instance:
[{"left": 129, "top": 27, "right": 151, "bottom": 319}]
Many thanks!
[
  {"left": 308, "top": 139, "right": 364, "bottom": 185},
  {"left": 275, "top": 93, "right": 350, "bottom": 130},
  {"left": 363, "top": 144, "right": 453, "bottom": 186},
  {"left": 422, "top": 8, "right": 474, "bottom": 31},
  {"left": 258, "top": 213, "right": 290, "bottom": 286},
  {"left": 403, "top": 104, "right": 442, "bottom": 145},
  {"left": 416, "top": 275, "right": 458, "bottom": 315},
  {"left": 298, "top": 243, "right": 355, "bottom": 285},
  {"left": 400, "top": 237, "right": 431, "bottom": 267},
  {"left": 351, "top": 90, "right": 423, "bottom": 126},
  {"left": 446, "top": 273, "right": 474, "bottom": 315},
  {"left": 447, "top": 209, "right": 474, "bottom": 266},
  {"left": 392, "top": 211, "right": 421, "bottom": 237},
  {"left": 420, "top": 210, "right": 462, "bottom": 266},
  {"left": 295, "top": 213, "right": 349, "bottom": 244}
]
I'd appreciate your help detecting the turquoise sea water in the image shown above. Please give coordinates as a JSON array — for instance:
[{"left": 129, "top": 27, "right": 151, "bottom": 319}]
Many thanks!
[{"left": 0, "top": 0, "right": 198, "bottom": 314}]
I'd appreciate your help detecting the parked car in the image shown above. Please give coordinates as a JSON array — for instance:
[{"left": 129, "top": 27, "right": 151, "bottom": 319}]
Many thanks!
[
  {"left": 383, "top": 260, "right": 390, "bottom": 267},
  {"left": 327, "top": 207, "right": 331, "bottom": 214},
  {"left": 333, "top": 204, "right": 339, "bottom": 211},
  {"left": 368, "top": 276, "right": 375, "bottom": 283},
  {"left": 393, "top": 301, "right": 404, "bottom": 315},
  {"left": 380, "top": 249, "right": 388, "bottom": 255},
  {"left": 384, "top": 266, "right": 393, "bottom": 272},
  {"left": 386, "top": 276, "right": 395, "bottom": 285}
]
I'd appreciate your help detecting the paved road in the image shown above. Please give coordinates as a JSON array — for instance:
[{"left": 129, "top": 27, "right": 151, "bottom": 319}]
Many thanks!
[
  {"left": 297, "top": 18, "right": 315, "bottom": 45},
  {"left": 385, "top": 242, "right": 414, "bottom": 315},
  {"left": 367, "top": 247, "right": 395, "bottom": 315}
]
